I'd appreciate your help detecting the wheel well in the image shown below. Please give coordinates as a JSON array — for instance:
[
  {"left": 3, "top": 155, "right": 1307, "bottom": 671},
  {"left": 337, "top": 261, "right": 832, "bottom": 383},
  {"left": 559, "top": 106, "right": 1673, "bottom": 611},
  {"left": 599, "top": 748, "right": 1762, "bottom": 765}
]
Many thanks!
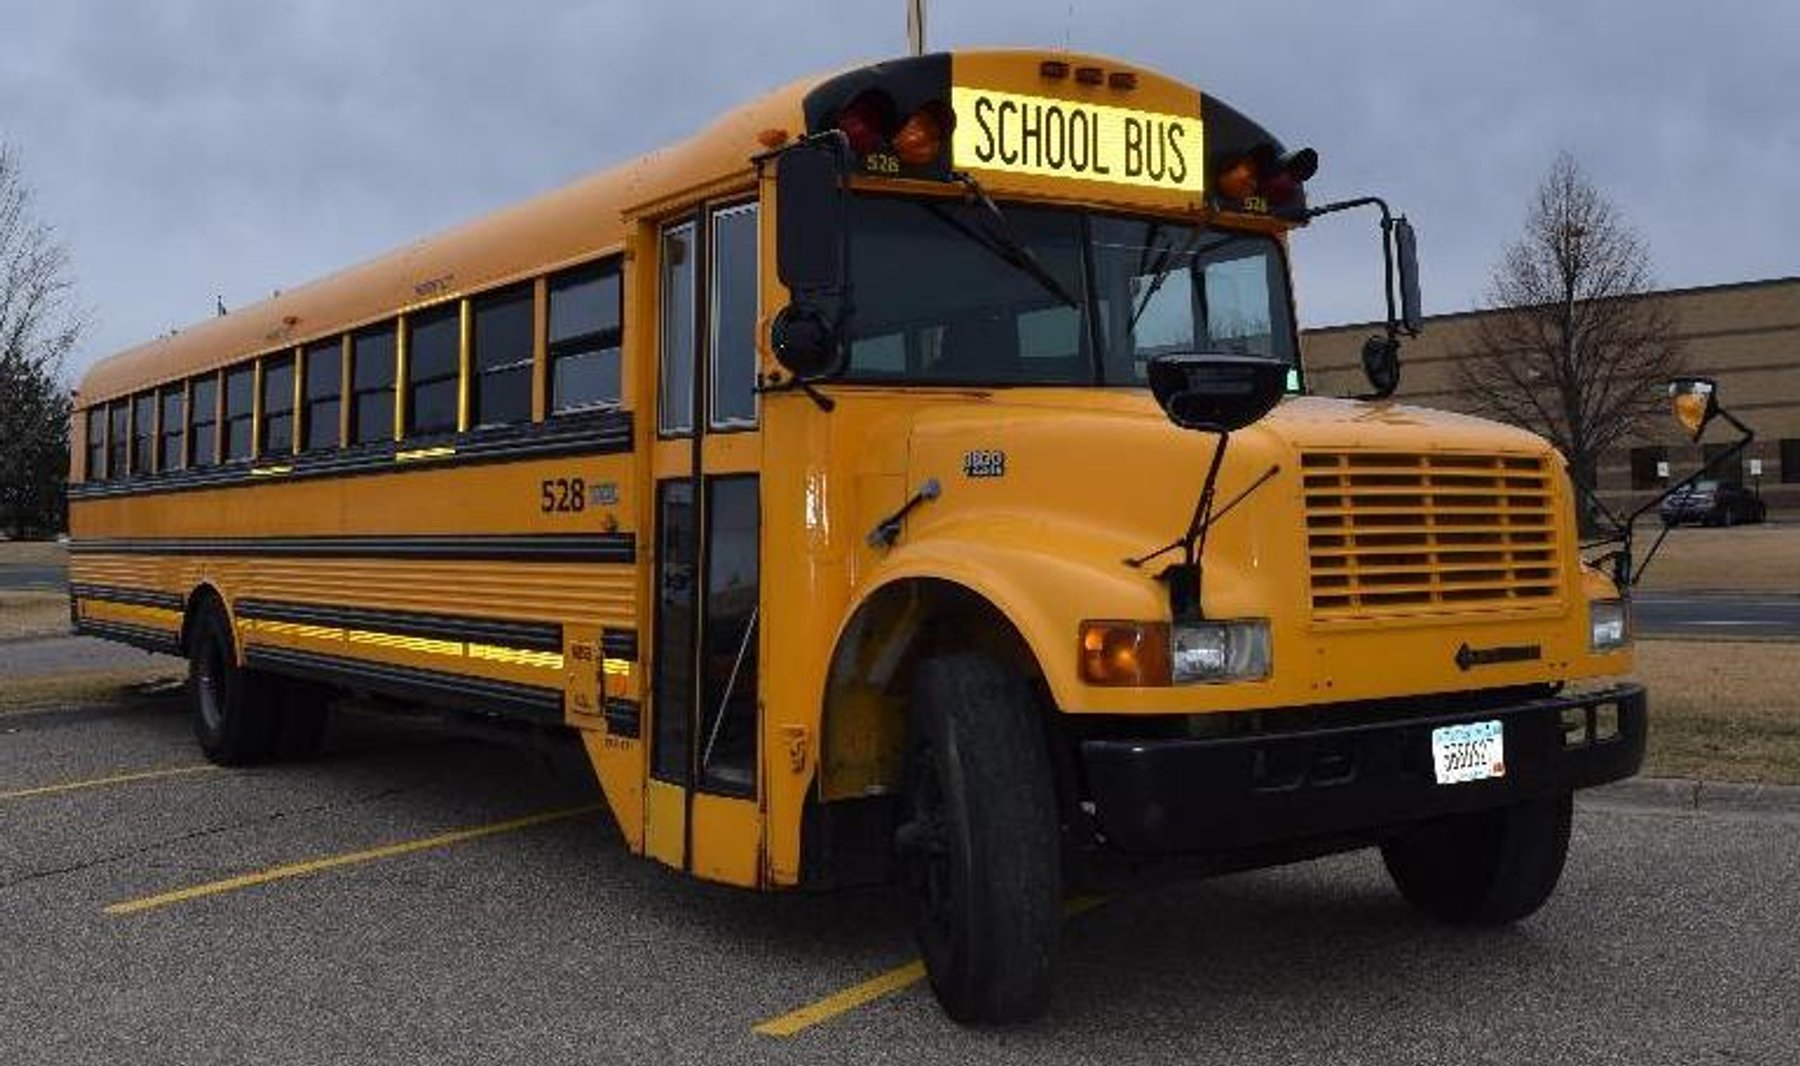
[
  {"left": 817, "top": 579, "right": 1052, "bottom": 804},
  {"left": 179, "top": 583, "right": 229, "bottom": 658}
]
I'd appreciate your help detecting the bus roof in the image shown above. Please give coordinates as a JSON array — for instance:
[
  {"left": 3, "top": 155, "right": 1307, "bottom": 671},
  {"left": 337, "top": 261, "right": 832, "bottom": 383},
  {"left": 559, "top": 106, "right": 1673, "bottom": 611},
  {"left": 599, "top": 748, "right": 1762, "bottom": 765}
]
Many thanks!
[
  {"left": 77, "top": 50, "right": 1277, "bottom": 407},
  {"left": 76, "top": 72, "right": 819, "bottom": 405}
]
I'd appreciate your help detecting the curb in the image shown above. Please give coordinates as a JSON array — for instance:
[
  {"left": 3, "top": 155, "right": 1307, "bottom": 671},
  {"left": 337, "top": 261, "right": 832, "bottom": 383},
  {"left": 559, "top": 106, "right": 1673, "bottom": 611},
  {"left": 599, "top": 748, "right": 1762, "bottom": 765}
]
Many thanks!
[{"left": 1582, "top": 776, "right": 1800, "bottom": 815}]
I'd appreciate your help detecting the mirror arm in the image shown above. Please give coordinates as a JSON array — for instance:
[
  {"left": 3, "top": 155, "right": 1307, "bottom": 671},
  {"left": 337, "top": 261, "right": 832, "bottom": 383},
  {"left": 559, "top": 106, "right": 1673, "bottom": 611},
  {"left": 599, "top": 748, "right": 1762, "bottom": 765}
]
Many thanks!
[
  {"left": 1605, "top": 405, "right": 1756, "bottom": 589},
  {"left": 755, "top": 370, "right": 836, "bottom": 412}
]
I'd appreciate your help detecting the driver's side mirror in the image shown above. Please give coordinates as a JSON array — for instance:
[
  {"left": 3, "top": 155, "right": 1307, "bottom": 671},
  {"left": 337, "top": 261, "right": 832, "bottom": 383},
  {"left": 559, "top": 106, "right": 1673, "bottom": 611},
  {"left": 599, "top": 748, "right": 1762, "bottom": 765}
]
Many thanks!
[{"left": 772, "top": 138, "right": 851, "bottom": 380}]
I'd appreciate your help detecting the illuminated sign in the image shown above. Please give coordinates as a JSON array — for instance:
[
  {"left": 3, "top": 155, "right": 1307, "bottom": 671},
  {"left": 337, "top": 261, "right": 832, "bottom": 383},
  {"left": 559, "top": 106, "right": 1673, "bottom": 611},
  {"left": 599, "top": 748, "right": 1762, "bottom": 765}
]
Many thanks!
[{"left": 950, "top": 86, "right": 1204, "bottom": 193}]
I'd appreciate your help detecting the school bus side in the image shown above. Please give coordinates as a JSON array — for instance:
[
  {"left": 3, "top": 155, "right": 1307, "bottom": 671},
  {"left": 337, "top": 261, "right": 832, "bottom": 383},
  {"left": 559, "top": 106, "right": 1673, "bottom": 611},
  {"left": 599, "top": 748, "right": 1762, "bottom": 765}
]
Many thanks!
[{"left": 66, "top": 80, "right": 819, "bottom": 885}]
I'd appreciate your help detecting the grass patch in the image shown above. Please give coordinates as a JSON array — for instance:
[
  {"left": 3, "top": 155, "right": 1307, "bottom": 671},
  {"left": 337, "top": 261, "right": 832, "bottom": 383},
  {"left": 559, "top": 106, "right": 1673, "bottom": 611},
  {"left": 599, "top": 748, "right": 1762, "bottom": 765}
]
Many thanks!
[
  {"left": 1631, "top": 640, "right": 1800, "bottom": 784},
  {"left": 0, "top": 540, "right": 67, "bottom": 567},
  {"left": 0, "top": 590, "right": 70, "bottom": 641},
  {"left": 1631, "top": 523, "right": 1800, "bottom": 593}
]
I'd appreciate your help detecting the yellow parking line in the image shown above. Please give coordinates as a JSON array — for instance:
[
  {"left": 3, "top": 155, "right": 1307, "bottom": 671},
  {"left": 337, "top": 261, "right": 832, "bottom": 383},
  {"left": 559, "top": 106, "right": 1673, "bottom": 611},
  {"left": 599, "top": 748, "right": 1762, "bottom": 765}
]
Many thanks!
[
  {"left": 753, "top": 895, "right": 1111, "bottom": 1037},
  {"left": 104, "top": 803, "right": 605, "bottom": 916},
  {"left": 0, "top": 764, "right": 219, "bottom": 801}
]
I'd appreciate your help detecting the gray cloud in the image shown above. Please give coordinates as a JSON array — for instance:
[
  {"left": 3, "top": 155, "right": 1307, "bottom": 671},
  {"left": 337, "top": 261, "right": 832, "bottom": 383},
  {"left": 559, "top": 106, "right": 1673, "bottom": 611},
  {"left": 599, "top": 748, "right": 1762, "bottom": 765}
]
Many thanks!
[{"left": 2, "top": 0, "right": 1794, "bottom": 379}]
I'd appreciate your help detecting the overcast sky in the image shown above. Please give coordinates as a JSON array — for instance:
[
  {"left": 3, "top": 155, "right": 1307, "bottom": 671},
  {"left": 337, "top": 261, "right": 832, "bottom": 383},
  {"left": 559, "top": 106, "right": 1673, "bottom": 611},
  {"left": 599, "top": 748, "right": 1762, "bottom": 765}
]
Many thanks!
[{"left": 3, "top": 1, "right": 1795, "bottom": 381}]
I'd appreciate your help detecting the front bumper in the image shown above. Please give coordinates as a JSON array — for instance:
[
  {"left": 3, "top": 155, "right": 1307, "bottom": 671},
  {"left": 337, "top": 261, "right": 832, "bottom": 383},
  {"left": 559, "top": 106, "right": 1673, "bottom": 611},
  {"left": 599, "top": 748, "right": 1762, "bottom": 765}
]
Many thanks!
[{"left": 1081, "top": 682, "right": 1645, "bottom": 854}]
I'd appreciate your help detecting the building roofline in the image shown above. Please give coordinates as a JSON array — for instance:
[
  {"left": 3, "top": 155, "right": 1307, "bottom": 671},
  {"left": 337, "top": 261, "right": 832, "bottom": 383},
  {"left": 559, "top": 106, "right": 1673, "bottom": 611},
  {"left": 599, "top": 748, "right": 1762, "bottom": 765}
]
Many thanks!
[{"left": 1303, "top": 274, "right": 1800, "bottom": 336}]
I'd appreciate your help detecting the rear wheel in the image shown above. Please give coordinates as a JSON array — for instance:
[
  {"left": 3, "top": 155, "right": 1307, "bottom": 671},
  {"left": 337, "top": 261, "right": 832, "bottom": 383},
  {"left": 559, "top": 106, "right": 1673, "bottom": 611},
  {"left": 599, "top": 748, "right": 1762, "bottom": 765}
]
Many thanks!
[
  {"left": 1381, "top": 793, "right": 1573, "bottom": 925},
  {"left": 187, "top": 606, "right": 279, "bottom": 765},
  {"left": 896, "top": 654, "right": 1061, "bottom": 1023}
]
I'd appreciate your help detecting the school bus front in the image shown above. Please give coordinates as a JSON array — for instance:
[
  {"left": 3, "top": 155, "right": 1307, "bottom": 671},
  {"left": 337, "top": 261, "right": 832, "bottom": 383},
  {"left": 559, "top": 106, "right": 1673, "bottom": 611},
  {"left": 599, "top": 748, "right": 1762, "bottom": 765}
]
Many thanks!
[{"left": 757, "top": 51, "right": 1644, "bottom": 1021}]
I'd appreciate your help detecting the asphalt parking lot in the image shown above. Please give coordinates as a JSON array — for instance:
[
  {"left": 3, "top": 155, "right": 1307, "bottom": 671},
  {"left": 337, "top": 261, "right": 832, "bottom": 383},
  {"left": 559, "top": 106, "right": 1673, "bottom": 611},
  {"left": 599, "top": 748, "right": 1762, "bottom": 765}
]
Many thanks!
[{"left": 3, "top": 690, "right": 1798, "bottom": 1065}]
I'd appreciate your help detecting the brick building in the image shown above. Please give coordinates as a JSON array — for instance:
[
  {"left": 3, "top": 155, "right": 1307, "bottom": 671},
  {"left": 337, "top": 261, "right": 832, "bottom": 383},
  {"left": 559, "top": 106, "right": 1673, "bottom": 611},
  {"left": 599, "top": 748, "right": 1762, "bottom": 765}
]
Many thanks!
[{"left": 1302, "top": 276, "right": 1800, "bottom": 516}]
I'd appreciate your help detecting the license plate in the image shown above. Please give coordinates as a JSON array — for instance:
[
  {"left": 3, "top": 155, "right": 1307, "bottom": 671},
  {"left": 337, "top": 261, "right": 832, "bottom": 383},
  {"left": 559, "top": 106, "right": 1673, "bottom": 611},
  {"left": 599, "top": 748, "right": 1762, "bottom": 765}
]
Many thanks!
[{"left": 1431, "top": 720, "right": 1506, "bottom": 785}]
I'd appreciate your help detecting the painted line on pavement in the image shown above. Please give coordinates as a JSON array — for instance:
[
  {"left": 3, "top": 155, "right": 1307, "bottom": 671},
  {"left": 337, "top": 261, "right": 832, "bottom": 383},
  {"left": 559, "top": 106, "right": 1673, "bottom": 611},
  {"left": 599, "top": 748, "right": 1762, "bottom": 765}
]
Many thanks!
[
  {"left": 0, "top": 764, "right": 219, "bottom": 801},
  {"left": 752, "top": 896, "right": 1110, "bottom": 1037},
  {"left": 104, "top": 803, "right": 605, "bottom": 916}
]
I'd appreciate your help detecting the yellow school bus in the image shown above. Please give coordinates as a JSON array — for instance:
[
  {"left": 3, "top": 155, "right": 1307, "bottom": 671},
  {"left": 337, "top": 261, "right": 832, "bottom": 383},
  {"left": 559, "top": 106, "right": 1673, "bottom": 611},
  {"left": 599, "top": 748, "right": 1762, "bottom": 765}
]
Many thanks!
[{"left": 68, "top": 50, "right": 1644, "bottom": 1022}]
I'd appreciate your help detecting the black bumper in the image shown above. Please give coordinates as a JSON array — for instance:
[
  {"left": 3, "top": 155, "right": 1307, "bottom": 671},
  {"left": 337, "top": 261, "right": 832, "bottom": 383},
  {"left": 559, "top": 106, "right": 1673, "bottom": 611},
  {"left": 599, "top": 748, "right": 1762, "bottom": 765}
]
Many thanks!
[{"left": 1081, "top": 683, "right": 1646, "bottom": 854}]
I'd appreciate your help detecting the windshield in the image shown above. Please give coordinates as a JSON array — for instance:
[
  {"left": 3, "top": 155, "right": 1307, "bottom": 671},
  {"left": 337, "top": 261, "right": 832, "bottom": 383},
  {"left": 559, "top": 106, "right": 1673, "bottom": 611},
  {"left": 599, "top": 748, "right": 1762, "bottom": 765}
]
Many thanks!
[{"left": 841, "top": 195, "right": 1297, "bottom": 388}]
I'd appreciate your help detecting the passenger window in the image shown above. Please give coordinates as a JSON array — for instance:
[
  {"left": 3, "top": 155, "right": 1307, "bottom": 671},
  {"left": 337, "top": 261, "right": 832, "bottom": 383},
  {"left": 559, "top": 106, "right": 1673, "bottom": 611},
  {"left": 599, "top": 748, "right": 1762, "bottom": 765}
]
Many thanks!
[
  {"left": 658, "top": 222, "right": 696, "bottom": 435},
  {"left": 260, "top": 354, "right": 295, "bottom": 456},
  {"left": 107, "top": 401, "right": 127, "bottom": 478},
  {"left": 190, "top": 376, "right": 219, "bottom": 466},
  {"left": 303, "top": 338, "right": 342, "bottom": 451},
  {"left": 708, "top": 204, "right": 758, "bottom": 429},
  {"left": 471, "top": 284, "right": 533, "bottom": 427},
  {"left": 223, "top": 365, "right": 254, "bottom": 461},
  {"left": 85, "top": 408, "right": 105, "bottom": 481},
  {"left": 131, "top": 392, "right": 155, "bottom": 475},
  {"left": 350, "top": 323, "right": 396, "bottom": 445},
  {"left": 548, "top": 260, "right": 622, "bottom": 414},
  {"left": 849, "top": 333, "right": 906, "bottom": 375},
  {"left": 158, "top": 387, "right": 185, "bottom": 472},
  {"left": 406, "top": 304, "right": 460, "bottom": 438}
]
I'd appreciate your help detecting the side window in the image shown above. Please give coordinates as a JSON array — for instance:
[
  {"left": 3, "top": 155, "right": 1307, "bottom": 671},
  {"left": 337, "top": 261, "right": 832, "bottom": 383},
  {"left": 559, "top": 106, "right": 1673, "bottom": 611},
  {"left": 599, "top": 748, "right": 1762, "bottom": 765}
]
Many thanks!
[
  {"left": 260, "top": 353, "right": 295, "bottom": 457},
  {"left": 406, "top": 304, "right": 460, "bottom": 438},
  {"left": 158, "top": 386, "right": 185, "bottom": 472},
  {"left": 708, "top": 204, "right": 759, "bottom": 428},
  {"left": 107, "top": 401, "right": 128, "bottom": 479},
  {"left": 471, "top": 284, "right": 533, "bottom": 427},
  {"left": 658, "top": 221, "right": 696, "bottom": 435},
  {"left": 131, "top": 392, "right": 155, "bottom": 475},
  {"left": 303, "top": 338, "right": 342, "bottom": 451},
  {"left": 85, "top": 408, "right": 105, "bottom": 481},
  {"left": 699, "top": 475, "right": 760, "bottom": 793},
  {"left": 548, "top": 259, "right": 622, "bottom": 414},
  {"left": 190, "top": 376, "right": 219, "bottom": 466},
  {"left": 223, "top": 365, "right": 255, "bottom": 461},
  {"left": 350, "top": 323, "right": 396, "bottom": 445}
]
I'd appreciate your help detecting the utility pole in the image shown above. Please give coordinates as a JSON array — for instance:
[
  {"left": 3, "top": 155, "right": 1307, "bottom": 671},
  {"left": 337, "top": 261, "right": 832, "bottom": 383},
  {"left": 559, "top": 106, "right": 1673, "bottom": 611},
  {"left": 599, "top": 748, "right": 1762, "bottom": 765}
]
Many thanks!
[{"left": 907, "top": 0, "right": 926, "bottom": 56}]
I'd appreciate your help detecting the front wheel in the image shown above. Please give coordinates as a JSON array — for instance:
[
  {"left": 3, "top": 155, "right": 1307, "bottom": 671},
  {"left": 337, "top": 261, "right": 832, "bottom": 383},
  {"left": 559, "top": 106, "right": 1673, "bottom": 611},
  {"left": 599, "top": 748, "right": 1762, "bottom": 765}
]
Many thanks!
[
  {"left": 896, "top": 654, "right": 1062, "bottom": 1023},
  {"left": 1381, "top": 793, "right": 1573, "bottom": 925}
]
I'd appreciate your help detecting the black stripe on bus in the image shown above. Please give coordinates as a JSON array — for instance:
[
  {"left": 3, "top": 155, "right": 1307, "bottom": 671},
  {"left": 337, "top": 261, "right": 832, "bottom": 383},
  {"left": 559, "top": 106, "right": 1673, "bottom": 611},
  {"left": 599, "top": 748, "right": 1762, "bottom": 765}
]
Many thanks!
[
  {"left": 235, "top": 599, "right": 564, "bottom": 653},
  {"left": 600, "top": 627, "right": 638, "bottom": 662},
  {"left": 67, "top": 532, "right": 635, "bottom": 564},
  {"left": 73, "top": 618, "right": 181, "bottom": 656},
  {"left": 67, "top": 408, "right": 633, "bottom": 501},
  {"left": 603, "top": 697, "right": 641, "bottom": 739},
  {"left": 244, "top": 644, "right": 564, "bottom": 724},
  {"left": 69, "top": 583, "right": 186, "bottom": 612}
]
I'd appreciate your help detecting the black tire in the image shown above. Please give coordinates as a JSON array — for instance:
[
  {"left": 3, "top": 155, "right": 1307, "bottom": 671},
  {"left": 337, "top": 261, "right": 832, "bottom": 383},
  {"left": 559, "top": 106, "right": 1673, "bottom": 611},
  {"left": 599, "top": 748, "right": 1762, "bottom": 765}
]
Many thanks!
[
  {"left": 187, "top": 605, "right": 279, "bottom": 765},
  {"left": 274, "top": 680, "right": 335, "bottom": 760},
  {"left": 1381, "top": 793, "right": 1573, "bottom": 926},
  {"left": 895, "top": 654, "right": 1061, "bottom": 1023}
]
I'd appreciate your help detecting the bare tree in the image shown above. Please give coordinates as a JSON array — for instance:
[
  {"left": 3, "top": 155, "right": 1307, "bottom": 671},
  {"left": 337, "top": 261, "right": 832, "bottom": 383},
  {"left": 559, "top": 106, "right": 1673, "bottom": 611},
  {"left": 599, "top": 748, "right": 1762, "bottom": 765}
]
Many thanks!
[
  {"left": 1453, "top": 153, "right": 1682, "bottom": 528},
  {"left": 0, "top": 144, "right": 83, "bottom": 537}
]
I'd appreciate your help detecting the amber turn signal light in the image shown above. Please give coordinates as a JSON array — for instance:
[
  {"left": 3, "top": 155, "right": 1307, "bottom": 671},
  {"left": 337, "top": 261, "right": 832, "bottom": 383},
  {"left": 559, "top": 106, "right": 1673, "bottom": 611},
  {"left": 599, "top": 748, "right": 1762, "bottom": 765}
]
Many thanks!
[{"left": 1079, "top": 621, "right": 1172, "bottom": 687}]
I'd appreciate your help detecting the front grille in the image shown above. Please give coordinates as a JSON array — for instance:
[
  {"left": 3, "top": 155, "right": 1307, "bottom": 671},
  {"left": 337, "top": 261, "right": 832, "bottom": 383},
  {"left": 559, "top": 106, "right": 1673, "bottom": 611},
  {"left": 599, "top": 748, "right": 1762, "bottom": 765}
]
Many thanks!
[{"left": 1301, "top": 451, "right": 1562, "bottom": 619}]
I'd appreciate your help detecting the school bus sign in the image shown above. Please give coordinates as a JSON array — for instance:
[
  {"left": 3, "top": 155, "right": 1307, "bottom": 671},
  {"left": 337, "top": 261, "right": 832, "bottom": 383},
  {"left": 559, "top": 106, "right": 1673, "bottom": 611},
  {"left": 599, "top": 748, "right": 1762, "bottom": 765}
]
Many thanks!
[{"left": 950, "top": 85, "right": 1205, "bottom": 192}]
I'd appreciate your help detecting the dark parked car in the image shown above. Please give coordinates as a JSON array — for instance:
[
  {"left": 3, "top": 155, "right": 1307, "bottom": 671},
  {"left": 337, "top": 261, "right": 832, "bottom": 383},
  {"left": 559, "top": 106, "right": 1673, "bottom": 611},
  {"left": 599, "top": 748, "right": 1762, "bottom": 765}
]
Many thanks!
[{"left": 1659, "top": 479, "right": 1767, "bottom": 527}]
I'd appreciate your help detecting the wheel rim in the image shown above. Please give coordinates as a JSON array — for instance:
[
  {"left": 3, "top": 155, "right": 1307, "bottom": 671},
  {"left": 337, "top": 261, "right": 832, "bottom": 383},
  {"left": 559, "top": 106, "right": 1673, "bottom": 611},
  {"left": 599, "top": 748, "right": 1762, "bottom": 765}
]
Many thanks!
[
  {"left": 896, "top": 738, "right": 957, "bottom": 951},
  {"left": 195, "top": 639, "right": 224, "bottom": 734}
]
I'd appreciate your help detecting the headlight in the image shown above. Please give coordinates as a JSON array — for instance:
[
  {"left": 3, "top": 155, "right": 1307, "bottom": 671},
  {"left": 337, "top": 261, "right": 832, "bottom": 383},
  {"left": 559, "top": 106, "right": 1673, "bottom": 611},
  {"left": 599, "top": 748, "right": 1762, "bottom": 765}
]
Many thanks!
[
  {"left": 1078, "top": 619, "right": 1272, "bottom": 686},
  {"left": 1589, "top": 599, "right": 1629, "bottom": 652},
  {"left": 1172, "top": 620, "right": 1271, "bottom": 684}
]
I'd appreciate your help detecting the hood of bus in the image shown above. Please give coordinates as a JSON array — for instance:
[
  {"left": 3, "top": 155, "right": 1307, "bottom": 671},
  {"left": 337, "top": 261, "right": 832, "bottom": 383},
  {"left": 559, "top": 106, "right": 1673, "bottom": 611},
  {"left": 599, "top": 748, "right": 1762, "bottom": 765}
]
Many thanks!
[{"left": 868, "top": 389, "right": 1625, "bottom": 714}]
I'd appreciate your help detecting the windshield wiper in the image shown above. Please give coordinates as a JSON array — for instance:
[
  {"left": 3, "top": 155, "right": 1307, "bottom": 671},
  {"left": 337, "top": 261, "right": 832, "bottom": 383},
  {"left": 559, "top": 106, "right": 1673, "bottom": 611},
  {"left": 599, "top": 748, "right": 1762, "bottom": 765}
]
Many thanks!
[
  {"left": 1128, "top": 231, "right": 1236, "bottom": 333},
  {"left": 942, "top": 171, "right": 1081, "bottom": 309}
]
